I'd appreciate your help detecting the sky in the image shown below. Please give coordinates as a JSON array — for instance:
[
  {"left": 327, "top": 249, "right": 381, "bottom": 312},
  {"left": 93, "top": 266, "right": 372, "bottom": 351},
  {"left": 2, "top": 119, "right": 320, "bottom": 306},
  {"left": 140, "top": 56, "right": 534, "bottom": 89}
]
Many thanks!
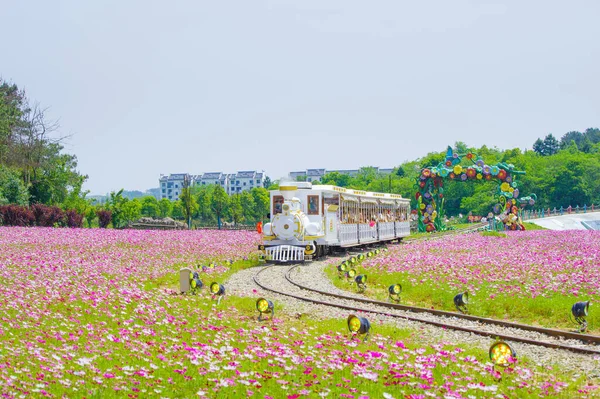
[{"left": 2, "top": 1, "right": 599, "bottom": 195}]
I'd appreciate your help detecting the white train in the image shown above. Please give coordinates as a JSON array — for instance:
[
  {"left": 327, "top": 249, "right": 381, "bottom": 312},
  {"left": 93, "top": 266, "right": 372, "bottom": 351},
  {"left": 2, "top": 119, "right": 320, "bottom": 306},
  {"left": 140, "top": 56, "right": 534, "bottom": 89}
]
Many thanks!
[{"left": 259, "top": 182, "right": 411, "bottom": 262}]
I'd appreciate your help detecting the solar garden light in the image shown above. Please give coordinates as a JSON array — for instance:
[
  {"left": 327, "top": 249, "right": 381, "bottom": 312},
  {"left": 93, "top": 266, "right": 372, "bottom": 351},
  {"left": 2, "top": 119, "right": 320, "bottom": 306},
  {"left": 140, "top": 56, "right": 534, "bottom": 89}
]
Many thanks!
[
  {"left": 572, "top": 301, "right": 590, "bottom": 333},
  {"left": 357, "top": 253, "right": 366, "bottom": 261},
  {"left": 489, "top": 341, "right": 517, "bottom": 377},
  {"left": 256, "top": 298, "right": 274, "bottom": 322},
  {"left": 454, "top": 291, "right": 469, "bottom": 314},
  {"left": 388, "top": 284, "right": 402, "bottom": 303},
  {"left": 347, "top": 314, "right": 371, "bottom": 342},
  {"left": 367, "top": 251, "right": 373, "bottom": 258},
  {"left": 374, "top": 249, "right": 380, "bottom": 255},
  {"left": 350, "top": 256, "right": 357, "bottom": 265},
  {"left": 355, "top": 274, "right": 367, "bottom": 293},
  {"left": 210, "top": 282, "right": 226, "bottom": 305}
]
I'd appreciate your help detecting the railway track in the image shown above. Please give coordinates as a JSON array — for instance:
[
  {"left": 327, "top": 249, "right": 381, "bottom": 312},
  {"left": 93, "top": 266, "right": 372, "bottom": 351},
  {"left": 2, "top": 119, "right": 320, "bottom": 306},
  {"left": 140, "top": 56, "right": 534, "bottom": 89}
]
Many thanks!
[{"left": 252, "top": 264, "right": 600, "bottom": 356}]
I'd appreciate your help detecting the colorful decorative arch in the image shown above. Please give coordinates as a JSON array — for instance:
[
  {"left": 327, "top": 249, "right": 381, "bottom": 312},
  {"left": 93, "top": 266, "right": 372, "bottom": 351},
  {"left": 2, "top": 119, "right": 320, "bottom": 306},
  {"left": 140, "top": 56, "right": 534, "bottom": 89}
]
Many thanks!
[{"left": 415, "top": 146, "right": 537, "bottom": 232}]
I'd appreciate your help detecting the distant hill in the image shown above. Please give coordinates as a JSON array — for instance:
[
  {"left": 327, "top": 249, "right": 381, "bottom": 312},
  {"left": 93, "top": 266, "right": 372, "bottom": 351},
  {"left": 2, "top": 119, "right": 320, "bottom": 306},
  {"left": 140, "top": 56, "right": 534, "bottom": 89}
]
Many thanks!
[{"left": 88, "top": 188, "right": 160, "bottom": 204}]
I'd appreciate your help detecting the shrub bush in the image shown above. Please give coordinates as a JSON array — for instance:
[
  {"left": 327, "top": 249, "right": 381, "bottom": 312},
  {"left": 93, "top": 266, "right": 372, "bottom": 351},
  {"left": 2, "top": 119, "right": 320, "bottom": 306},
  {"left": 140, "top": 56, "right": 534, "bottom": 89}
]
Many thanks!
[
  {"left": 0, "top": 205, "right": 35, "bottom": 227},
  {"left": 31, "top": 203, "right": 66, "bottom": 227},
  {"left": 65, "top": 209, "right": 84, "bottom": 228},
  {"left": 97, "top": 209, "right": 112, "bottom": 228}
]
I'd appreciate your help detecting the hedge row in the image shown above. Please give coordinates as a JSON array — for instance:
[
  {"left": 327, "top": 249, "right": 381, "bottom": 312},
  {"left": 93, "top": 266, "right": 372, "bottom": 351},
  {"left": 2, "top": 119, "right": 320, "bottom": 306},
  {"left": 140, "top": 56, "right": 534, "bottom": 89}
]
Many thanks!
[{"left": 0, "top": 204, "right": 84, "bottom": 228}]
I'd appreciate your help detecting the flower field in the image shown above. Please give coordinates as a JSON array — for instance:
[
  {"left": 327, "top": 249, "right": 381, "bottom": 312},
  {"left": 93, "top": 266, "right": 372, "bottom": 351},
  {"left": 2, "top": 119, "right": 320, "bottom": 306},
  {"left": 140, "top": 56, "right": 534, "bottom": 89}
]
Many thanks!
[
  {"left": 0, "top": 227, "right": 598, "bottom": 398},
  {"left": 330, "top": 230, "right": 600, "bottom": 332}
]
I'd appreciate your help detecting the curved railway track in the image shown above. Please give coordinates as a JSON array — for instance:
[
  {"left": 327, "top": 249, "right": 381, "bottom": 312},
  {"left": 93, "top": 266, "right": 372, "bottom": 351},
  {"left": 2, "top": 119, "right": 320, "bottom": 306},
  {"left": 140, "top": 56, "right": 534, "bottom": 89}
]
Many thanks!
[{"left": 253, "top": 264, "right": 600, "bottom": 356}]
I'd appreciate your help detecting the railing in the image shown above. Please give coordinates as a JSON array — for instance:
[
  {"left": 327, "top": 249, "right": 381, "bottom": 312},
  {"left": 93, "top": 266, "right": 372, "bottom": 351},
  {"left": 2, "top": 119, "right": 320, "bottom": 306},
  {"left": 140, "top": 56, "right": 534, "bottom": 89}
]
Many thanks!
[
  {"left": 339, "top": 224, "right": 359, "bottom": 245},
  {"left": 395, "top": 221, "right": 411, "bottom": 236},
  {"left": 378, "top": 222, "right": 395, "bottom": 240},
  {"left": 265, "top": 245, "right": 305, "bottom": 262},
  {"left": 520, "top": 204, "right": 599, "bottom": 221},
  {"left": 358, "top": 223, "right": 377, "bottom": 243}
]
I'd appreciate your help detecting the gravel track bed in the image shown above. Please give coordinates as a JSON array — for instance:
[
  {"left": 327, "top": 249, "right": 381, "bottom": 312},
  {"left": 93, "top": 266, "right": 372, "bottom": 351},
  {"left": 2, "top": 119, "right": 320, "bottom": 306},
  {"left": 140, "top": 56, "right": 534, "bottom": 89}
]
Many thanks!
[{"left": 226, "top": 258, "right": 600, "bottom": 374}]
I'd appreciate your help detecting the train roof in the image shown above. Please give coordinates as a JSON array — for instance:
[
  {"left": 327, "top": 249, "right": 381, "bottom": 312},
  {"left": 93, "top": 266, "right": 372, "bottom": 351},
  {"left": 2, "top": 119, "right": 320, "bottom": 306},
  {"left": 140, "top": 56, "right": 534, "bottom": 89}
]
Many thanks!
[{"left": 272, "top": 183, "right": 409, "bottom": 202}]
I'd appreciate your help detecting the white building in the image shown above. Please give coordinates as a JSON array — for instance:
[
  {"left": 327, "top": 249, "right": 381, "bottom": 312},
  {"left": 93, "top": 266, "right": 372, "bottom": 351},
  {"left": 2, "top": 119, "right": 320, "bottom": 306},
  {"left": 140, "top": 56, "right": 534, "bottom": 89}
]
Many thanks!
[
  {"left": 289, "top": 167, "right": 394, "bottom": 182},
  {"left": 229, "top": 171, "right": 266, "bottom": 194},
  {"left": 160, "top": 170, "right": 266, "bottom": 199},
  {"left": 159, "top": 173, "right": 192, "bottom": 200}
]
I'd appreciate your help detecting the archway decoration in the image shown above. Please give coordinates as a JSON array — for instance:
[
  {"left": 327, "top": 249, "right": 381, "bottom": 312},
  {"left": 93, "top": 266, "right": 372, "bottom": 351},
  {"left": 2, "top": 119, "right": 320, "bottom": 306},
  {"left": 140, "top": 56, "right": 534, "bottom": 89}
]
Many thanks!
[{"left": 415, "top": 146, "right": 537, "bottom": 232}]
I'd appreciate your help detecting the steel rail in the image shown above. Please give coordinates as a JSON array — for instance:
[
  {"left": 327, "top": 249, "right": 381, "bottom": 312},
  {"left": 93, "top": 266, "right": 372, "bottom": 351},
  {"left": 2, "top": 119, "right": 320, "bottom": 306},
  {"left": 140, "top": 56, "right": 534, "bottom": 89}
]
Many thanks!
[
  {"left": 252, "top": 265, "right": 600, "bottom": 356},
  {"left": 284, "top": 265, "right": 600, "bottom": 345}
]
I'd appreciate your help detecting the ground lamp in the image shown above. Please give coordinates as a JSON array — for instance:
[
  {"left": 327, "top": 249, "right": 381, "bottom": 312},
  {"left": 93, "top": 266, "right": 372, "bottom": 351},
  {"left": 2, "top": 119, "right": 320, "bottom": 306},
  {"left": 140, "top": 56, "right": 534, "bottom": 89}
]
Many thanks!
[
  {"left": 454, "top": 291, "right": 469, "bottom": 314},
  {"left": 190, "top": 271, "right": 203, "bottom": 294},
  {"left": 256, "top": 298, "right": 274, "bottom": 321},
  {"left": 367, "top": 251, "right": 373, "bottom": 258},
  {"left": 210, "top": 282, "right": 226, "bottom": 305},
  {"left": 357, "top": 254, "right": 365, "bottom": 261},
  {"left": 347, "top": 314, "right": 371, "bottom": 342},
  {"left": 350, "top": 256, "right": 357, "bottom": 265},
  {"left": 337, "top": 262, "right": 348, "bottom": 278},
  {"left": 388, "top": 284, "right": 402, "bottom": 302},
  {"left": 489, "top": 341, "right": 516, "bottom": 380},
  {"left": 374, "top": 249, "right": 380, "bottom": 255},
  {"left": 346, "top": 268, "right": 357, "bottom": 280},
  {"left": 572, "top": 301, "right": 590, "bottom": 333},
  {"left": 355, "top": 274, "right": 367, "bottom": 293}
]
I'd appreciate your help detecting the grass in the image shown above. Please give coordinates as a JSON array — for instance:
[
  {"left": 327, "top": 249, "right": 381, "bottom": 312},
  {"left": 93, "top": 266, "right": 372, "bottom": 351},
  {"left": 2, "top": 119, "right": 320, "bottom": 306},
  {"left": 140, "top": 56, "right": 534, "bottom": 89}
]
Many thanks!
[{"left": 325, "top": 265, "right": 599, "bottom": 334}]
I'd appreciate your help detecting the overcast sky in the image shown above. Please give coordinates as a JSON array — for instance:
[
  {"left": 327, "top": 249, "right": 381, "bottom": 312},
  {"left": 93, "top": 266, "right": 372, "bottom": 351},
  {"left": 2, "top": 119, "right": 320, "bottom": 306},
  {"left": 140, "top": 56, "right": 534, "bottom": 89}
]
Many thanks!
[{"left": 2, "top": 1, "right": 599, "bottom": 195}]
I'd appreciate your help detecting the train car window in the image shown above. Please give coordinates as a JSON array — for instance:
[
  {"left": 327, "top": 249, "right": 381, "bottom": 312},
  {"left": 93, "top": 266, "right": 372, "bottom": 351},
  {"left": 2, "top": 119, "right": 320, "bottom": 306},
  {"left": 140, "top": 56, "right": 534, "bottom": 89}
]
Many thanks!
[
  {"left": 307, "top": 195, "right": 319, "bottom": 215},
  {"left": 273, "top": 195, "right": 284, "bottom": 215}
]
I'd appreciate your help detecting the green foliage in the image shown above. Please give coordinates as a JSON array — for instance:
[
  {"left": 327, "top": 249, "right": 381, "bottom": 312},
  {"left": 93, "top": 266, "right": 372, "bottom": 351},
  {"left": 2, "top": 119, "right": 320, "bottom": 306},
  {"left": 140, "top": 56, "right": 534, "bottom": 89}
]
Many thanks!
[
  {"left": 140, "top": 196, "right": 159, "bottom": 217},
  {"left": 0, "top": 165, "right": 29, "bottom": 205},
  {"left": 158, "top": 198, "right": 173, "bottom": 218}
]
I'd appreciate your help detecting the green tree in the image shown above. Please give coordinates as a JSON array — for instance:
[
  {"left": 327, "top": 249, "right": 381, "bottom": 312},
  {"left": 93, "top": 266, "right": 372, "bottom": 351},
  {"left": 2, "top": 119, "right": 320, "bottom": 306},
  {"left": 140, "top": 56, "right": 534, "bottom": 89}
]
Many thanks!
[
  {"left": 180, "top": 187, "right": 199, "bottom": 228},
  {"left": 0, "top": 165, "right": 29, "bottom": 205},
  {"left": 121, "top": 198, "right": 142, "bottom": 225},
  {"left": 140, "top": 196, "right": 160, "bottom": 217},
  {"left": 229, "top": 194, "right": 244, "bottom": 225},
  {"left": 251, "top": 187, "right": 270, "bottom": 221},
  {"left": 158, "top": 198, "right": 173, "bottom": 218},
  {"left": 240, "top": 190, "right": 255, "bottom": 223},
  {"left": 211, "top": 185, "right": 229, "bottom": 228},
  {"left": 107, "top": 189, "right": 128, "bottom": 228},
  {"left": 171, "top": 200, "right": 184, "bottom": 220}
]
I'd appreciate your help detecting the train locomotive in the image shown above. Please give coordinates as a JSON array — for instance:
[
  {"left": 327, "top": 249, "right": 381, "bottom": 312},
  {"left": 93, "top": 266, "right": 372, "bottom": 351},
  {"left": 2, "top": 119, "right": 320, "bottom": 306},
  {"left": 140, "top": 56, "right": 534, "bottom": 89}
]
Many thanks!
[{"left": 259, "top": 182, "right": 411, "bottom": 263}]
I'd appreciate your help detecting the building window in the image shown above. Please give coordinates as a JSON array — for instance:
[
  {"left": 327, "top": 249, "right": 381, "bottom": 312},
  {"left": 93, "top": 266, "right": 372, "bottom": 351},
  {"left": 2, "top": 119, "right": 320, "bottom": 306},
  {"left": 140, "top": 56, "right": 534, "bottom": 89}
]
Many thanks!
[
  {"left": 162, "top": 189, "right": 166, "bottom": 193},
  {"left": 161, "top": 183, "right": 166, "bottom": 187},
  {"left": 167, "top": 183, "right": 173, "bottom": 188},
  {"left": 256, "top": 179, "right": 260, "bottom": 184},
  {"left": 175, "top": 184, "right": 179, "bottom": 188},
  {"left": 307, "top": 195, "right": 319, "bottom": 215},
  {"left": 273, "top": 195, "right": 284, "bottom": 215},
  {"left": 175, "top": 192, "right": 179, "bottom": 196},
  {"left": 307, "top": 178, "right": 312, "bottom": 182},
  {"left": 243, "top": 182, "right": 246, "bottom": 186},
  {"left": 236, "top": 181, "right": 240, "bottom": 185}
]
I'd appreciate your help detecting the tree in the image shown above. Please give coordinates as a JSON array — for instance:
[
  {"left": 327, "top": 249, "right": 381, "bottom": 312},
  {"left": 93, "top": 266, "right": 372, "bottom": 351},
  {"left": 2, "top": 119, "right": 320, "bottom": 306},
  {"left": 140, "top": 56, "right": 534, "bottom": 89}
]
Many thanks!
[
  {"left": 229, "top": 194, "right": 244, "bottom": 225},
  {"left": 140, "top": 196, "right": 160, "bottom": 217},
  {"left": 395, "top": 166, "right": 405, "bottom": 177},
  {"left": 560, "top": 131, "right": 584, "bottom": 150},
  {"left": 534, "top": 134, "right": 559, "bottom": 156},
  {"left": 107, "top": 189, "right": 128, "bottom": 228},
  {"left": 158, "top": 198, "right": 173, "bottom": 218},
  {"left": 240, "top": 190, "right": 255, "bottom": 223},
  {"left": 251, "top": 187, "right": 270, "bottom": 222},
  {"left": 532, "top": 138, "right": 544, "bottom": 155},
  {"left": 121, "top": 198, "right": 142, "bottom": 225},
  {"left": 0, "top": 165, "right": 29, "bottom": 205},
  {"left": 180, "top": 187, "right": 198, "bottom": 228},
  {"left": 211, "top": 185, "right": 229, "bottom": 229},
  {"left": 263, "top": 176, "right": 272, "bottom": 189}
]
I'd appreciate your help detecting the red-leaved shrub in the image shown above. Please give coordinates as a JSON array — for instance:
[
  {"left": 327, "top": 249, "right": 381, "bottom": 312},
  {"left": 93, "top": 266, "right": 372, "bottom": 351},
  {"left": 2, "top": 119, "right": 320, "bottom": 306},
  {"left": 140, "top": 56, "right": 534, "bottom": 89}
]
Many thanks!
[
  {"left": 65, "top": 209, "right": 84, "bottom": 228},
  {"left": 97, "top": 209, "right": 112, "bottom": 228},
  {"left": 0, "top": 205, "right": 35, "bottom": 227},
  {"left": 31, "top": 203, "right": 66, "bottom": 227}
]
